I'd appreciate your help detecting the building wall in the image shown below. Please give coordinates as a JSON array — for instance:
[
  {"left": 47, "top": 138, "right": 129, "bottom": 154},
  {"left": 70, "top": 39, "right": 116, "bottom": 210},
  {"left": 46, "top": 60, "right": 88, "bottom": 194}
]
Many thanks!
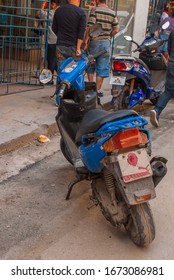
[
  {"left": 110, "top": 0, "right": 150, "bottom": 55},
  {"left": 132, "top": 0, "right": 150, "bottom": 55}
]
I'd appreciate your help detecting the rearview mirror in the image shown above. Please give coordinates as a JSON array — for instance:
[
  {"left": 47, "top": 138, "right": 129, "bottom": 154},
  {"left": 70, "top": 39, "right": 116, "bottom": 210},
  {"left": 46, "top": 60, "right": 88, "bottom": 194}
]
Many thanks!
[
  {"left": 39, "top": 69, "right": 52, "bottom": 84},
  {"left": 124, "top": 35, "right": 132, "bottom": 41}
]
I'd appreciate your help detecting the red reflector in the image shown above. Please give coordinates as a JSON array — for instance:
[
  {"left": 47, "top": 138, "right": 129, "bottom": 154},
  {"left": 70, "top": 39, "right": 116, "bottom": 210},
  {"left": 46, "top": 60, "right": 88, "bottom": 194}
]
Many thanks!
[
  {"left": 134, "top": 193, "right": 151, "bottom": 202},
  {"left": 113, "top": 61, "right": 127, "bottom": 71}
]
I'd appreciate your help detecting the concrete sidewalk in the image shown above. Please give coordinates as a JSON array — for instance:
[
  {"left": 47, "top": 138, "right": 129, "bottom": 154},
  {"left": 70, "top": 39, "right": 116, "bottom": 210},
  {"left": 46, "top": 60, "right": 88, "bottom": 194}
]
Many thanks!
[
  {"left": 1, "top": 76, "right": 164, "bottom": 157},
  {"left": 0, "top": 77, "right": 113, "bottom": 156},
  {"left": 0, "top": 84, "right": 58, "bottom": 156}
]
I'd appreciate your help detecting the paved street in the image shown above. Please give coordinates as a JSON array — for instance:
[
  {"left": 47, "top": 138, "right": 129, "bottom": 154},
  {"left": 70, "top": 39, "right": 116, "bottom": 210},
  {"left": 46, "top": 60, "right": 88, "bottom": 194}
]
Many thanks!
[
  {"left": 0, "top": 102, "right": 174, "bottom": 259},
  {"left": 0, "top": 77, "right": 174, "bottom": 260}
]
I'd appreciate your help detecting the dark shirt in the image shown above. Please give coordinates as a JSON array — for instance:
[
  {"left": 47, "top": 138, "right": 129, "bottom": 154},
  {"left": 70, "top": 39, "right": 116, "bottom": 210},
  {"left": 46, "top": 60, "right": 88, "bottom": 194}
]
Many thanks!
[
  {"left": 168, "top": 29, "right": 174, "bottom": 62},
  {"left": 52, "top": 4, "right": 86, "bottom": 46}
]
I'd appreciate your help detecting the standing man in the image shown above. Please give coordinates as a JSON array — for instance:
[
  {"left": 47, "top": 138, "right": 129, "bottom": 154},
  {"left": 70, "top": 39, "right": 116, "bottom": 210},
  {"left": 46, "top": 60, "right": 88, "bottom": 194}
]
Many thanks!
[
  {"left": 40, "top": 1, "right": 61, "bottom": 84},
  {"left": 83, "top": 0, "right": 119, "bottom": 97},
  {"left": 160, "top": 3, "right": 170, "bottom": 23},
  {"left": 150, "top": 28, "right": 174, "bottom": 128},
  {"left": 158, "top": 9, "right": 174, "bottom": 60},
  {"left": 52, "top": 0, "right": 86, "bottom": 71}
]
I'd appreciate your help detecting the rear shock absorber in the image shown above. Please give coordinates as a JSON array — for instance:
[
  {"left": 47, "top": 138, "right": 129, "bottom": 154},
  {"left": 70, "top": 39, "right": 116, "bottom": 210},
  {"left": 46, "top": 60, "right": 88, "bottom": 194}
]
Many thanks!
[{"left": 103, "top": 168, "right": 118, "bottom": 211}]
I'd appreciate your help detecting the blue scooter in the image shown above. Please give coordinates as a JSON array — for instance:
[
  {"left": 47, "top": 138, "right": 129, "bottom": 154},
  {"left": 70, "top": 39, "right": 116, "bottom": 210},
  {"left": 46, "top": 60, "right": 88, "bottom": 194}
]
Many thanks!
[
  {"left": 110, "top": 22, "right": 169, "bottom": 110},
  {"left": 39, "top": 41, "right": 167, "bottom": 247}
]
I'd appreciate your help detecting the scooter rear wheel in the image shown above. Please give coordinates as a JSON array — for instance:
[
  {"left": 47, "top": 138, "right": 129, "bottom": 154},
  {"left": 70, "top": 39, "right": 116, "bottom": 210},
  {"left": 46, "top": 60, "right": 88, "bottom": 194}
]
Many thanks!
[
  {"left": 113, "top": 86, "right": 129, "bottom": 111},
  {"left": 124, "top": 202, "right": 155, "bottom": 246},
  {"left": 60, "top": 138, "right": 73, "bottom": 165}
]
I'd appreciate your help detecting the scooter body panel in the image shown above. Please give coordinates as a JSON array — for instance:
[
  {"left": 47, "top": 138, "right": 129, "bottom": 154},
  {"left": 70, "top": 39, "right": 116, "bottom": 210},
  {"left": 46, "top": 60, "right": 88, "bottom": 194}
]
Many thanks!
[
  {"left": 58, "top": 55, "right": 89, "bottom": 91},
  {"left": 79, "top": 115, "right": 149, "bottom": 173}
]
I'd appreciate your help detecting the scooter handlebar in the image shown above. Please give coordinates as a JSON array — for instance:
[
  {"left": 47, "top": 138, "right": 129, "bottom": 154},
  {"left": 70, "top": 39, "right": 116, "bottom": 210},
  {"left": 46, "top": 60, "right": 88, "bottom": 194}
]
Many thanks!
[{"left": 133, "top": 46, "right": 142, "bottom": 53}]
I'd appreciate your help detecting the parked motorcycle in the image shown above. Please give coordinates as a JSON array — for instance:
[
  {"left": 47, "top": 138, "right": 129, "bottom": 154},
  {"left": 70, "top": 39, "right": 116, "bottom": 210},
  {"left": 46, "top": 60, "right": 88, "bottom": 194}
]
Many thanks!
[
  {"left": 39, "top": 41, "right": 167, "bottom": 247},
  {"left": 110, "top": 22, "right": 169, "bottom": 110}
]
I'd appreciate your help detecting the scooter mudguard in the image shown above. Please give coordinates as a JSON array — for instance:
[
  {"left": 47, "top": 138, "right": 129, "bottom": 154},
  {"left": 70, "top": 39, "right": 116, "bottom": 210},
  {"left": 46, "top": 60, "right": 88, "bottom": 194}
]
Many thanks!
[
  {"left": 128, "top": 88, "right": 146, "bottom": 108},
  {"left": 131, "top": 65, "right": 151, "bottom": 87}
]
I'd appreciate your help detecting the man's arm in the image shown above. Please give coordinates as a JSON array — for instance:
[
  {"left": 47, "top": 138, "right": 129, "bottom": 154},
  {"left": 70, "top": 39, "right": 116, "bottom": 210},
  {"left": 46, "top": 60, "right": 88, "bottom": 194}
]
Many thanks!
[
  {"left": 110, "top": 15, "right": 119, "bottom": 38},
  {"left": 110, "top": 25, "right": 119, "bottom": 38},
  {"left": 52, "top": 9, "right": 58, "bottom": 35},
  {"left": 76, "top": 13, "right": 87, "bottom": 56},
  {"left": 167, "top": 30, "right": 174, "bottom": 56},
  {"left": 82, "top": 8, "right": 96, "bottom": 50},
  {"left": 76, "top": 39, "right": 83, "bottom": 56},
  {"left": 82, "top": 27, "right": 90, "bottom": 50}
]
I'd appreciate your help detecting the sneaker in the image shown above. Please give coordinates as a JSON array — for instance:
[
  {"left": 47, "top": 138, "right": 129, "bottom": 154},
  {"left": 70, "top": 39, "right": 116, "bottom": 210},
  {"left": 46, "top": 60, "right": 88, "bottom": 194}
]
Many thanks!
[{"left": 150, "top": 109, "right": 159, "bottom": 127}]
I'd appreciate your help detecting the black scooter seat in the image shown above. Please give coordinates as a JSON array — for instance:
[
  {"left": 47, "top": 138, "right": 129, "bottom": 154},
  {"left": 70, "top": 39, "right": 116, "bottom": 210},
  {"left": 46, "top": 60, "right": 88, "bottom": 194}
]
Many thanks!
[{"left": 75, "top": 109, "right": 138, "bottom": 143}]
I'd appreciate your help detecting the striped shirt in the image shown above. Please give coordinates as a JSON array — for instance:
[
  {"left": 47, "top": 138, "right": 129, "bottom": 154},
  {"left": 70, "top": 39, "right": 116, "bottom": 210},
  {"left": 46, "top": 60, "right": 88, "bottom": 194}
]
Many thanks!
[{"left": 87, "top": 4, "right": 118, "bottom": 41}]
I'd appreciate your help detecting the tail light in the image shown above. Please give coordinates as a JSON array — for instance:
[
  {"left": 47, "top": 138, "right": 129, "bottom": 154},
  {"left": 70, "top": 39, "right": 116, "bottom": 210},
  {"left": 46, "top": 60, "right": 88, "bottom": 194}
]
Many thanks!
[
  {"left": 113, "top": 61, "right": 132, "bottom": 71},
  {"left": 103, "top": 128, "right": 148, "bottom": 153},
  {"left": 134, "top": 193, "right": 151, "bottom": 202}
]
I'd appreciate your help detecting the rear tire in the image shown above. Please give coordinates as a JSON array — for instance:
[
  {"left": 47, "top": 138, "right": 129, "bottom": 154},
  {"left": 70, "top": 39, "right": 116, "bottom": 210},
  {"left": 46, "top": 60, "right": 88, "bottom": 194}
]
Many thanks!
[
  {"left": 124, "top": 203, "right": 155, "bottom": 246},
  {"left": 113, "top": 86, "right": 129, "bottom": 110},
  {"left": 60, "top": 138, "right": 73, "bottom": 165}
]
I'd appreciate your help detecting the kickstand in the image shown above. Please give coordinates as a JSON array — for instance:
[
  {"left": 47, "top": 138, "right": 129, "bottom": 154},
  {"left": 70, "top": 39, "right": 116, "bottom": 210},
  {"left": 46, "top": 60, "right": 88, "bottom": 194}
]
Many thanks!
[{"left": 65, "top": 178, "right": 85, "bottom": 200}]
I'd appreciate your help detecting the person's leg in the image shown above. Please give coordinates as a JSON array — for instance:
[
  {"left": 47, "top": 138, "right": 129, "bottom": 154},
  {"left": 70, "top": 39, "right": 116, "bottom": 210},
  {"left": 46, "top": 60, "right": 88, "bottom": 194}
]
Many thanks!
[
  {"left": 150, "top": 89, "right": 172, "bottom": 127},
  {"left": 56, "top": 46, "right": 65, "bottom": 73},
  {"left": 55, "top": 45, "right": 76, "bottom": 105},
  {"left": 54, "top": 46, "right": 66, "bottom": 105},
  {"left": 163, "top": 51, "right": 169, "bottom": 61},
  {"left": 37, "top": 35, "right": 46, "bottom": 77},
  {"left": 150, "top": 62, "right": 174, "bottom": 127},
  {"left": 87, "top": 73, "right": 94, "bottom": 82},
  {"left": 95, "top": 40, "right": 110, "bottom": 93},
  {"left": 155, "top": 90, "right": 173, "bottom": 115},
  {"left": 86, "top": 41, "right": 96, "bottom": 84},
  {"left": 96, "top": 76, "right": 104, "bottom": 92},
  {"left": 47, "top": 44, "right": 57, "bottom": 74}
]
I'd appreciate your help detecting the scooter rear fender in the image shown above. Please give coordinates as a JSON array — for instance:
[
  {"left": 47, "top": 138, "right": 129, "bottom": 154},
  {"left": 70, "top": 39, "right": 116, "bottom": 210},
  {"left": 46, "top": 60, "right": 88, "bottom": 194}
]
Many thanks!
[{"left": 103, "top": 156, "right": 156, "bottom": 206}]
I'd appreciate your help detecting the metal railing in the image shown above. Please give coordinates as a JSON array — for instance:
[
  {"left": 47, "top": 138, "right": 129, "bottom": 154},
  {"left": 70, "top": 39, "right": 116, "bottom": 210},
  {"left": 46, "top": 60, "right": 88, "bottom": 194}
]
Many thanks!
[{"left": 0, "top": 0, "right": 49, "bottom": 94}]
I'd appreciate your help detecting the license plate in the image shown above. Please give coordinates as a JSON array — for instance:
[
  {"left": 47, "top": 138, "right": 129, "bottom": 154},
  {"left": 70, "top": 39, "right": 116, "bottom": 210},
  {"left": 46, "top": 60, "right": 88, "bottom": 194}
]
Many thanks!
[
  {"left": 109, "top": 75, "right": 126, "bottom": 85},
  {"left": 117, "top": 149, "right": 153, "bottom": 183}
]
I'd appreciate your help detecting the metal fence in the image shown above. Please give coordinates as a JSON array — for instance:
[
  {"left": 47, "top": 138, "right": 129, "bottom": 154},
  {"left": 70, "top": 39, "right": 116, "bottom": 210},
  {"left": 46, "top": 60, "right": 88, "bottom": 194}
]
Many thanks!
[{"left": 0, "top": 0, "right": 49, "bottom": 94}]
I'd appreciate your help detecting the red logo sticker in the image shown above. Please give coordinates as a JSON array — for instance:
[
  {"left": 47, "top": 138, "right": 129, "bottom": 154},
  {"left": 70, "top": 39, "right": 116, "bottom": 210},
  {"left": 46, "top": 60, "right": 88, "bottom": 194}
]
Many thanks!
[{"left": 127, "top": 153, "right": 138, "bottom": 166}]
